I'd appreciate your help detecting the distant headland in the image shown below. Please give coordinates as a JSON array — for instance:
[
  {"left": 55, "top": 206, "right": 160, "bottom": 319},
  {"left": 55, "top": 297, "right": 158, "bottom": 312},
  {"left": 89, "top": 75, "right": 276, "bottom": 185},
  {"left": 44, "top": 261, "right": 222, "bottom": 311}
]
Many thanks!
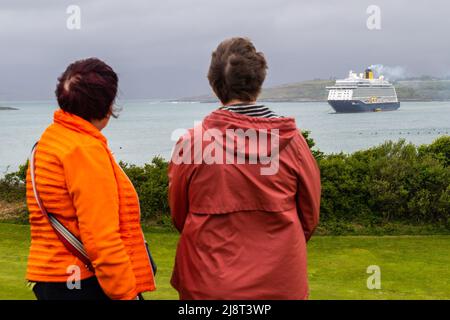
[
  {"left": 0, "top": 106, "right": 19, "bottom": 111},
  {"left": 175, "top": 77, "right": 450, "bottom": 103}
]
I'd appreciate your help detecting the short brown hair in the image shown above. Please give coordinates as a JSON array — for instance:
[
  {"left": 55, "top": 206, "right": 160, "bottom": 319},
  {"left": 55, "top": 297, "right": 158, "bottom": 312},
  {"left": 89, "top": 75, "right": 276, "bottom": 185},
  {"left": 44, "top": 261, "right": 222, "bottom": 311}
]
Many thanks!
[
  {"left": 55, "top": 58, "right": 118, "bottom": 121},
  {"left": 207, "top": 37, "right": 267, "bottom": 104}
]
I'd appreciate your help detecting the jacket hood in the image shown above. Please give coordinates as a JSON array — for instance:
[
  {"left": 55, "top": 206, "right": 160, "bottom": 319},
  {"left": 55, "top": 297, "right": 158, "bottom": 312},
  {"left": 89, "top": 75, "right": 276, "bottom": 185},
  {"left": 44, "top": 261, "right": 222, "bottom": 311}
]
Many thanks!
[{"left": 202, "top": 109, "right": 298, "bottom": 158}]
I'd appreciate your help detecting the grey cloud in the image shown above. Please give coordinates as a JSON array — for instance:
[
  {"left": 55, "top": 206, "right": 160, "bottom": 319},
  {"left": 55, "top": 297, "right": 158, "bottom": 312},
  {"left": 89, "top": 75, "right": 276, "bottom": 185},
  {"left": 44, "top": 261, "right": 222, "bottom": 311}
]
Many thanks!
[{"left": 0, "top": 0, "right": 449, "bottom": 100}]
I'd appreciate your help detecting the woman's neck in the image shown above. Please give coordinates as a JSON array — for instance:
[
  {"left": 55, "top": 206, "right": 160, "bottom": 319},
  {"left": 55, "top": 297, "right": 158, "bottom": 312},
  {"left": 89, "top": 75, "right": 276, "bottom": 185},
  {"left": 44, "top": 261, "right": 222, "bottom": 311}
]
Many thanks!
[{"left": 90, "top": 117, "right": 110, "bottom": 131}]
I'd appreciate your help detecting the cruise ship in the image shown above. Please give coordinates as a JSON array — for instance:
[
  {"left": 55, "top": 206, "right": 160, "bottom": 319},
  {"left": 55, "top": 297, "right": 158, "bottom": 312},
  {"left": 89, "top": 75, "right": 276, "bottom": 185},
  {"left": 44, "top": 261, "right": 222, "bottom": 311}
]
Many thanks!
[{"left": 326, "top": 69, "right": 400, "bottom": 113}]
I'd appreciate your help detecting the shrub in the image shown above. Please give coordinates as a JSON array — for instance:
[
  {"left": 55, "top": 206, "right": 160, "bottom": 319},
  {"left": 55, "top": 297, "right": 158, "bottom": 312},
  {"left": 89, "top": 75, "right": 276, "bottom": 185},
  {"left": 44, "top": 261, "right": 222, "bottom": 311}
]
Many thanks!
[
  {"left": 301, "top": 130, "right": 324, "bottom": 160},
  {"left": 418, "top": 135, "right": 450, "bottom": 166},
  {"left": 120, "top": 157, "right": 169, "bottom": 220},
  {"left": 0, "top": 161, "right": 27, "bottom": 202},
  {"left": 318, "top": 137, "right": 449, "bottom": 227},
  {"left": 1, "top": 136, "right": 449, "bottom": 232}
]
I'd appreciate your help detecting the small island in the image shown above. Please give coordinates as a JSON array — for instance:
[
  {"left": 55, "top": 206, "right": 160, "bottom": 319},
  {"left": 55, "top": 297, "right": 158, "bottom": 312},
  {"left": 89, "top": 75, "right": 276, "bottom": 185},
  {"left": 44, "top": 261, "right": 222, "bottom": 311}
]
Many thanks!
[{"left": 0, "top": 106, "right": 19, "bottom": 111}]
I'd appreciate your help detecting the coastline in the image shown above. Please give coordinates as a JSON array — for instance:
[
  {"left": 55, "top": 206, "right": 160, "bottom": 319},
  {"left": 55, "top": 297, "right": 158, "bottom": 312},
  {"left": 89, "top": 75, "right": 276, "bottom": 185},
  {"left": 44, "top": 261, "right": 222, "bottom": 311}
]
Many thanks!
[
  {"left": 170, "top": 98, "right": 450, "bottom": 104},
  {"left": 172, "top": 77, "right": 450, "bottom": 103}
]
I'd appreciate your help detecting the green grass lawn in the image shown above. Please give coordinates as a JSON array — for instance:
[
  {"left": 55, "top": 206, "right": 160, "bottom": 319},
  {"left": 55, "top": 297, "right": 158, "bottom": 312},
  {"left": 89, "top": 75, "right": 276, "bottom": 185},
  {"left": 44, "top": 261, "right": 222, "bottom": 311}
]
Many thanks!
[{"left": 0, "top": 223, "right": 449, "bottom": 300}]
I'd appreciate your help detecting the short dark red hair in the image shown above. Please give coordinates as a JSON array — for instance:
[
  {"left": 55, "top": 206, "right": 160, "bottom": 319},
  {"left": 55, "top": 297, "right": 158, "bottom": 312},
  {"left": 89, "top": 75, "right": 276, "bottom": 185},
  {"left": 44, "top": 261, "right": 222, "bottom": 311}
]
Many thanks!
[{"left": 55, "top": 58, "right": 118, "bottom": 121}]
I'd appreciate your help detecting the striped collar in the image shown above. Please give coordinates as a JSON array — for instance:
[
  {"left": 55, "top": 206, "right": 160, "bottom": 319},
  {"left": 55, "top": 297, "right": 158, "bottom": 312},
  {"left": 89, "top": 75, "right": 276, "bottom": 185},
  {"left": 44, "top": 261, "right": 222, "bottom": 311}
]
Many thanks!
[{"left": 219, "top": 104, "right": 280, "bottom": 118}]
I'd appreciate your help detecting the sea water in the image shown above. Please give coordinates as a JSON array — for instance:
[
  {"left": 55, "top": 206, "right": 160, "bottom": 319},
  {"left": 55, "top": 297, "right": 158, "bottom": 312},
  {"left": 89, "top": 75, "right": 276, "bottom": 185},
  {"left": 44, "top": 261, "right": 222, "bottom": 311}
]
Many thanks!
[{"left": 0, "top": 100, "right": 449, "bottom": 175}]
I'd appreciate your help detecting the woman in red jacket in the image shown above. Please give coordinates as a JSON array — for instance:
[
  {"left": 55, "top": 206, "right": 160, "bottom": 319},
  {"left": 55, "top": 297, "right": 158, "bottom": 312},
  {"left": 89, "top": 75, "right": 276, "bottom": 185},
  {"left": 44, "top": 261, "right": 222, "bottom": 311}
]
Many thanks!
[{"left": 168, "top": 38, "right": 321, "bottom": 300}]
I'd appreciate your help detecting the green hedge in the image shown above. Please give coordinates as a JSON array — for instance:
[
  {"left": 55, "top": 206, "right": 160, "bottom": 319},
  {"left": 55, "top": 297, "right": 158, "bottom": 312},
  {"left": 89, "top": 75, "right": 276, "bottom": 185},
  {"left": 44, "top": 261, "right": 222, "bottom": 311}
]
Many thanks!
[
  {"left": 319, "top": 138, "right": 449, "bottom": 229},
  {"left": 124, "top": 135, "right": 450, "bottom": 229},
  {"left": 1, "top": 135, "right": 449, "bottom": 232},
  {"left": 119, "top": 157, "right": 169, "bottom": 220},
  {"left": 0, "top": 162, "right": 27, "bottom": 203}
]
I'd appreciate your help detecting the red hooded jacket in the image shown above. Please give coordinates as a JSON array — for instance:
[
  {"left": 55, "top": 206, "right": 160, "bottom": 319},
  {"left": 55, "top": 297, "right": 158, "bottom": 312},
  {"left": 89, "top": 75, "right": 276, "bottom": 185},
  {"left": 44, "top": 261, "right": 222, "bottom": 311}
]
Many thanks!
[{"left": 168, "top": 109, "right": 321, "bottom": 299}]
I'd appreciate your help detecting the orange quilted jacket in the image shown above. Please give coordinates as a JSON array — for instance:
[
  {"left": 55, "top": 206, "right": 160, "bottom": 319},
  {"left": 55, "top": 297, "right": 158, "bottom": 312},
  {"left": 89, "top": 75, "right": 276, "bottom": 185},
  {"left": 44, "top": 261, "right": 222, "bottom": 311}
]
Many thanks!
[{"left": 26, "top": 109, "right": 156, "bottom": 300}]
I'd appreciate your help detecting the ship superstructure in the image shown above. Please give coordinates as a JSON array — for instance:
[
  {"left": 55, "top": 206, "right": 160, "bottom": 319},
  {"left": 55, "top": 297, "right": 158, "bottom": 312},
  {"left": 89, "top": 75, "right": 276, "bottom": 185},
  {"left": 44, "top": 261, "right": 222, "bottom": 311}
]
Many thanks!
[{"left": 327, "top": 69, "right": 400, "bottom": 113}]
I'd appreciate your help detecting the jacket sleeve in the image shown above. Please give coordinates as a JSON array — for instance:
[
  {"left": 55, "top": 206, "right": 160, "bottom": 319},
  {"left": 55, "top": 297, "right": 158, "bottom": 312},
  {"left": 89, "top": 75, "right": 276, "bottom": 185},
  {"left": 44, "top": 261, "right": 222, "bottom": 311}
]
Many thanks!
[
  {"left": 63, "top": 143, "right": 137, "bottom": 300},
  {"left": 296, "top": 133, "right": 321, "bottom": 242}
]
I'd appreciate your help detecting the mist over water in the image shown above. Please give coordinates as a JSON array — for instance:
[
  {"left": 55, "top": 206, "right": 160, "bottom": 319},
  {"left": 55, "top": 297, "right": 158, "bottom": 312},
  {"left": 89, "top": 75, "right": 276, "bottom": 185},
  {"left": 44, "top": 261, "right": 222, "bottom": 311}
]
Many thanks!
[{"left": 0, "top": 100, "right": 449, "bottom": 175}]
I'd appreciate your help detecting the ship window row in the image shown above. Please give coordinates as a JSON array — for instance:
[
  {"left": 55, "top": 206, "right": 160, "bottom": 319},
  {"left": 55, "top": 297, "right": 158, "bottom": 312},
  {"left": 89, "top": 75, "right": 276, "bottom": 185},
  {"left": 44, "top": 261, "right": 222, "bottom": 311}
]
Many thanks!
[
  {"left": 328, "top": 89, "right": 353, "bottom": 100},
  {"left": 352, "top": 88, "right": 396, "bottom": 97}
]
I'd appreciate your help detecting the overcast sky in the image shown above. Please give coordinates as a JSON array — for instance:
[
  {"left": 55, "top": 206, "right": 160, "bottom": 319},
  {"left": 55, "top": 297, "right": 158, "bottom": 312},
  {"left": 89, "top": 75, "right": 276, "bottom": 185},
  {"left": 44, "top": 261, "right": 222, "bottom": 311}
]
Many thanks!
[{"left": 1, "top": 0, "right": 449, "bottom": 100}]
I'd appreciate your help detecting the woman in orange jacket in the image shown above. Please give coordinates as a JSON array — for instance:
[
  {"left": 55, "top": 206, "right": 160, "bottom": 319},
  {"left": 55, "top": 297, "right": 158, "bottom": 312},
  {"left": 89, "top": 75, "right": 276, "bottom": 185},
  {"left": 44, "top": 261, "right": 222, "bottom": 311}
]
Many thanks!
[{"left": 26, "top": 58, "right": 155, "bottom": 300}]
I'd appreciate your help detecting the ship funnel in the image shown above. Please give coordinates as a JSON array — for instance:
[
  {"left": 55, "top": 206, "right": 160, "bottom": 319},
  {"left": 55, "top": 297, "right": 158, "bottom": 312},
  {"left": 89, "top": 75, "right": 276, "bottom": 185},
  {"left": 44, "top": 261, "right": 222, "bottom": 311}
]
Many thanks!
[{"left": 365, "top": 68, "right": 374, "bottom": 79}]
